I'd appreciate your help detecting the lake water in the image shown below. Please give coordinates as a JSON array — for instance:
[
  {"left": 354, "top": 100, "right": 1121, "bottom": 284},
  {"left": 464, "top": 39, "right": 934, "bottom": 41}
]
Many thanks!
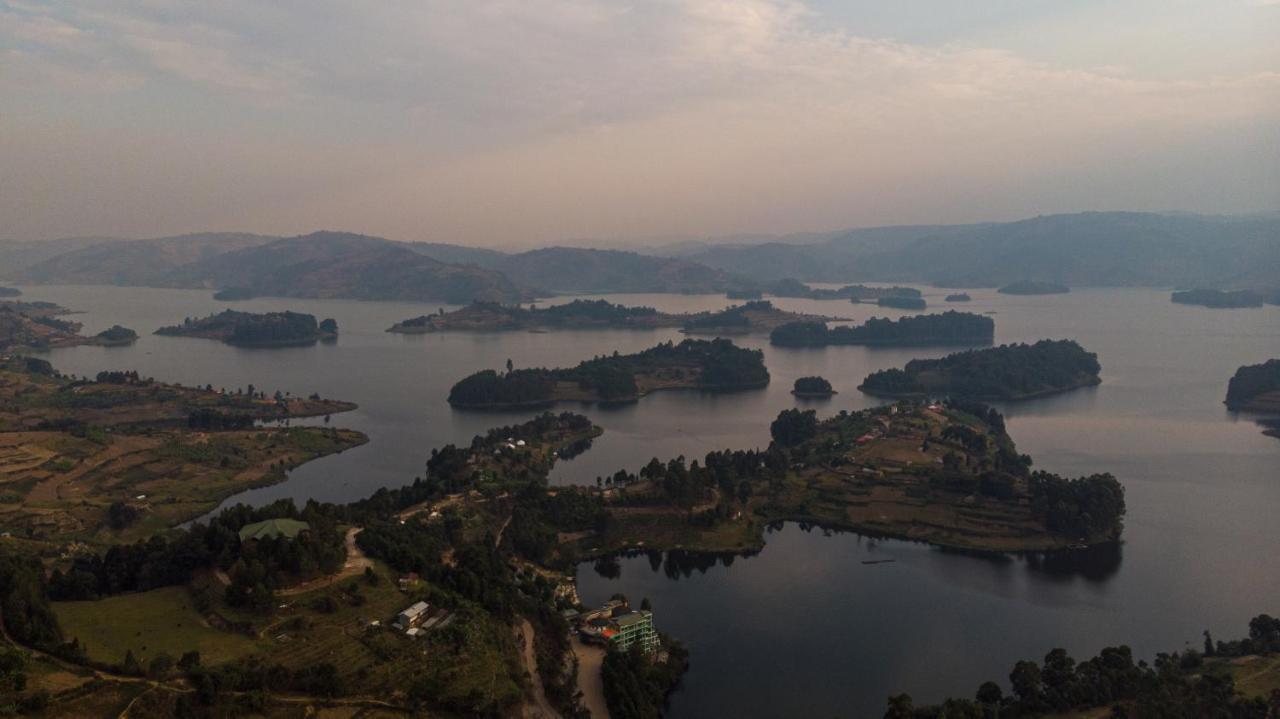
[{"left": 19, "top": 283, "right": 1280, "bottom": 717}]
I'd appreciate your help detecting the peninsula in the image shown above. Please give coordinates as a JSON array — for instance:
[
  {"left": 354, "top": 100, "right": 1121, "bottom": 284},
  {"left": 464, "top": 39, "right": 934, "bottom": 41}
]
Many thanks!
[
  {"left": 447, "top": 338, "right": 769, "bottom": 408},
  {"left": 0, "top": 355, "right": 364, "bottom": 547},
  {"left": 1, "top": 301, "right": 137, "bottom": 352},
  {"left": 770, "top": 311, "right": 994, "bottom": 347},
  {"left": 1172, "top": 288, "right": 1265, "bottom": 309},
  {"left": 859, "top": 339, "right": 1102, "bottom": 400},
  {"left": 389, "top": 299, "right": 842, "bottom": 335},
  {"left": 1225, "top": 359, "right": 1280, "bottom": 413},
  {"left": 156, "top": 310, "right": 338, "bottom": 347}
]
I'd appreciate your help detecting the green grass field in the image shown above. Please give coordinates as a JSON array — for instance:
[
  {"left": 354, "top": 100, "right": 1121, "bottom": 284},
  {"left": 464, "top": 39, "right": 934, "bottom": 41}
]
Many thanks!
[{"left": 53, "top": 585, "right": 256, "bottom": 666}]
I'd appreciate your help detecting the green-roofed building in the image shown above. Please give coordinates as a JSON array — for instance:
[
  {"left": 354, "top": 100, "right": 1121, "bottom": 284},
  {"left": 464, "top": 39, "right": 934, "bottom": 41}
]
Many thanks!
[
  {"left": 610, "top": 610, "right": 658, "bottom": 654},
  {"left": 238, "top": 518, "right": 311, "bottom": 542}
]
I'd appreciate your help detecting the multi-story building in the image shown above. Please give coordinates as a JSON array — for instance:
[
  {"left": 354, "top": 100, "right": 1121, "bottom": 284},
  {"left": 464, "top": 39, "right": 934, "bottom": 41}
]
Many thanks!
[{"left": 608, "top": 610, "right": 658, "bottom": 654}]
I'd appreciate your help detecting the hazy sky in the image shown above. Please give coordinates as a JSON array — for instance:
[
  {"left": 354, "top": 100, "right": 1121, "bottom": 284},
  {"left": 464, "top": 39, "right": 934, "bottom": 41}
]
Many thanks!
[{"left": 2, "top": 0, "right": 1277, "bottom": 246}]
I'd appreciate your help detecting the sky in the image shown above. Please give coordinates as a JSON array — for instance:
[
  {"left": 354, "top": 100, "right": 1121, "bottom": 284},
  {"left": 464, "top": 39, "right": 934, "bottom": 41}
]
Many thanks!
[{"left": 1, "top": 0, "right": 1277, "bottom": 247}]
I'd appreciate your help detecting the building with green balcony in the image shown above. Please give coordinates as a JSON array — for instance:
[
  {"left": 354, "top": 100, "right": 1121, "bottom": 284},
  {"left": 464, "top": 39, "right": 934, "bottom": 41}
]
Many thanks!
[{"left": 609, "top": 610, "right": 658, "bottom": 654}]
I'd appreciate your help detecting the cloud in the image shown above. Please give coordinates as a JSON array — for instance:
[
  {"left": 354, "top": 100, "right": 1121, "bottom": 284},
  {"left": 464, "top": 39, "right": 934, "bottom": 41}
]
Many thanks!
[{"left": 0, "top": 0, "right": 1276, "bottom": 243}]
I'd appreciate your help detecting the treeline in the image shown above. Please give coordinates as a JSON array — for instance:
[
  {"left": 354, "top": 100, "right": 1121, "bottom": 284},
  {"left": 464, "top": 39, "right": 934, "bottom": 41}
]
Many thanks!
[
  {"left": 1226, "top": 359, "right": 1280, "bottom": 409},
  {"left": 46, "top": 499, "right": 344, "bottom": 604},
  {"left": 1029, "top": 472, "right": 1126, "bottom": 541},
  {"left": 885, "top": 614, "right": 1280, "bottom": 718},
  {"left": 448, "top": 339, "right": 769, "bottom": 407},
  {"left": 602, "top": 642, "right": 691, "bottom": 719},
  {"left": 771, "top": 312, "right": 994, "bottom": 347},
  {"left": 859, "top": 340, "right": 1101, "bottom": 400}
]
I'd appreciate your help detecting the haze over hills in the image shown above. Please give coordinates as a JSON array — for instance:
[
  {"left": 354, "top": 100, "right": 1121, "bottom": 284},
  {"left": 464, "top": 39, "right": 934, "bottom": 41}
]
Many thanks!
[
  {"left": 674, "top": 212, "right": 1280, "bottom": 289},
  {"left": 2, "top": 211, "right": 1277, "bottom": 302}
]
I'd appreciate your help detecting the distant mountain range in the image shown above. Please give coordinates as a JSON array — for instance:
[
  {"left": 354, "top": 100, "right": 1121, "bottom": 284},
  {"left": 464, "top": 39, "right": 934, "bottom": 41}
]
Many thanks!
[
  {"left": 0, "top": 232, "right": 730, "bottom": 303},
  {"left": 2, "top": 212, "right": 1276, "bottom": 302},
  {"left": 673, "top": 212, "right": 1280, "bottom": 290}
]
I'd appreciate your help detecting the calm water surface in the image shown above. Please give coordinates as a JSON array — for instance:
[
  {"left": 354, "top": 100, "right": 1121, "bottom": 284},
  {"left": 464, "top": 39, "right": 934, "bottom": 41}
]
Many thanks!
[{"left": 21, "top": 283, "right": 1280, "bottom": 717}]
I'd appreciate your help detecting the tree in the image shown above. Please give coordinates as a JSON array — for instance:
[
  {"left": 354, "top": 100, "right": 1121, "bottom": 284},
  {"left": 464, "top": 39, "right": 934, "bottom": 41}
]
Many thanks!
[
  {"left": 884, "top": 693, "right": 915, "bottom": 719},
  {"left": 770, "top": 409, "right": 817, "bottom": 446},
  {"left": 506, "top": 358, "right": 514, "bottom": 374}
]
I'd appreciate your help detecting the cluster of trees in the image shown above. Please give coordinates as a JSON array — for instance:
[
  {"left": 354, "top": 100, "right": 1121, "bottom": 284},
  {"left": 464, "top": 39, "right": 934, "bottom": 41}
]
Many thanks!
[
  {"left": 1029, "top": 472, "right": 1126, "bottom": 540},
  {"left": 448, "top": 339, "right": 769, "bottom": 407},
  {"left": 886, "top": 615, "right": 1280, "bottom": 718},
  {"left": 859, "top": 340, "right": 1101, "bottom": 400},
  {"left": 447, "top": 368, "right": 558, "bottom": 407},
  {"left": 1172, "top": 288, "right": 1264, "bottom": 309},
  {"left": 1226, "top": 359, "right": 1280, "bottom": 409},
  {"left": 186, "top": 408, "right": 256, "bottom": 430},
  {"left": 602, "top": 642, "right": 691, "bottom": 719},
  {"left": 771, "top": 312, "right": 994, "bottom": 347},
  {"left": 46, "top": 499, "right": 343, "bottom": 605},
  {"left": 771, "top": 408, "right": 818, "bottom": 446},
  {"left": 156, "top": 310, "right": 335, "bottom": 346}
]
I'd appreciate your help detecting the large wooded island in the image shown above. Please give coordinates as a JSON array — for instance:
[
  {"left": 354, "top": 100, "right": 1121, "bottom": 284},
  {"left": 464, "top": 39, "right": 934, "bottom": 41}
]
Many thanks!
[
  {"left": 447, "top": 338, "right": 770, "bottom": 408},
  {"left": 859, "top": 339, "right": 1102, "bottom": 400},
  {"left": 389, "top": 299, "right": 843, "bottom": 335}
]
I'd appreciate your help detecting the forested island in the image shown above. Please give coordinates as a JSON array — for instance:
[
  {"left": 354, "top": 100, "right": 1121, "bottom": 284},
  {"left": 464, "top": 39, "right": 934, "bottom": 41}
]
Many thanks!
[
  {"left": 1226, "top": 359, "right": 1280, "bottom": 413},
  {"left": 90, "top": 325, "right": 139, "bottom": 346},
  {"left": 763, "top": 279, "right": 923, "bottom": 302},
  {"left": 156, "top": 310, "right": 338, "bottom": 347},
  {"left": 998, "top": 281, "right": 1070, "bottom": 295},
  {"left": 792, "top": 376, "right": 835, "bottom": 397},
  {"left": 0, "top": 286, "right": 21, "bottom": 298},
  {"left": 1172, "top": 288, "right": 1266, "bottom": 309},
  {"left": 885, "top": 614, "right": 1280, "bottom": 718},
  {"left": 447, "top": 338, "right": 769, "bottom": 408},
  {"left": 770, "top": 311, "right": 994, "bottom": 348},
  {"left": 945, "top": 293, "right": 972, "bottom": 302},
  {"left": 679, "top": 300, "right": 845, "bottom": 334},
  {"left": 389, "top": 299, "right": 841, "bottom": 335},
  {"left": 859, "top": 339, "right": 1102, "bottom": 400}
]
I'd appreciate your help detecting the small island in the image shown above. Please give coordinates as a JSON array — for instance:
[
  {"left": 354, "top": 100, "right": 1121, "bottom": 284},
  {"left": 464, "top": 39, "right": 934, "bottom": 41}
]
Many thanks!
[
  {"left": 998, "top": 280, "right": 1070, "bottom": 295},
  {"left": 0, "top": 286, "right": 21, "bottom": 298},
  {"left": 792, "top": 376, "right": 835, "bottom": 397},
  {"left": 213, "top": 287, "right": 258, "bottom": 301},
  {"left": 89, "top": 324, "right": 139, "bottom": 346},
  {"left": 770, "top": 311, "right": 994, "bottom": 347},
  {"left": 944, "top": 293, "right": 972, "bottom": 302},
  {"left": 1225, "top": 359, "right": 1280, "bottom": 413},
  {"left": 389, "top": 299, "right": 842, "bottom": 335},
  {"left": 875, "top": 296, "right": 927, "bottom": 310},
  {"left": 859, "top": 339, "right": 1101, "bottom": 400},
  {"left": 448, "top": 338, "right": 769, "bottom": 408},
  {"left": 156, "top": 309, "right": 338, "bottom": 347},
  {"left": 1171, "top": 288, "right": 1265, "bottom": 309}
]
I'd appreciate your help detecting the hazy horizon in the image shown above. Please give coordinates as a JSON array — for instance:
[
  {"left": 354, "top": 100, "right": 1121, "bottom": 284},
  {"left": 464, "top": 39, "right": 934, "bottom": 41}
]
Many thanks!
[{"left": 3, "top": 0, "right": 1277, "bottom": 247}]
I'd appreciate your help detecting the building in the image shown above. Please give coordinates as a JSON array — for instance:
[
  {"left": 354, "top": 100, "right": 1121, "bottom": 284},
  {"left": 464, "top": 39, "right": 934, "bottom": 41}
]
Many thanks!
[
  {"left": 610, "top": 610, "right": 658, "bottom": 653},
  {"left": 395, "top": 601, "right": 430, "bottom": 630},
  {"left": 237, "top": 518, "right": 310, "bottom": 543}
]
